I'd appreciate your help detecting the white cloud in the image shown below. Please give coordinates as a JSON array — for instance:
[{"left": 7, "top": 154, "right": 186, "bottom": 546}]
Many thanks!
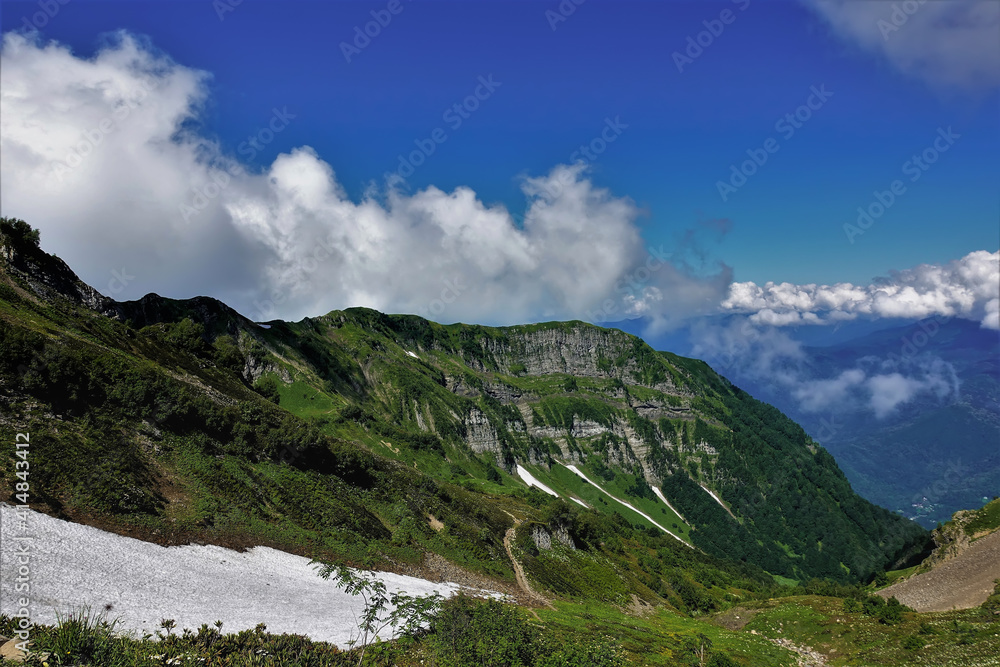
[
  {"left": 804, "top": 0, "right": 1000, "bottom": 92},
  {"left": 0, "top": 32, "right": 729, "bottom": 326},
  {"left": 793, "top": 369, "right": 866, "bottom": 413},
  {"left": 692, "top": 315, "right": 962, "bottom": 419},
  {"left": 866, "top": 373, "right": 927, "bottom": 418},
  {"left": 722, "top": 251, "right": 1000, "bottom": 330}
]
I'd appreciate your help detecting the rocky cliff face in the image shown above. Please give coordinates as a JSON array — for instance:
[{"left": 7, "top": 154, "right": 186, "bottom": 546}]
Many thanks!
[
  {"left": 420, "top": 324, "right": 708, "bottom": 488},
  {"left": 1, "top": 235, "right": 116, "bottom": 315}
]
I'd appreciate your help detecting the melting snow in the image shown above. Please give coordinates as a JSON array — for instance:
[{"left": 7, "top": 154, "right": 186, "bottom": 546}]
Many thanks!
[
  {"left": 405, "top": 351, "right": 419, "bottom": 359},
  {"left": 257, "top": 323, "right": 271, "bottom": 329},
  {"left": 0, "top": 505, "right": 498, "bottom": 647},
  {"left": 652, "top": 487, "right": 686, "bottom": 523},
  {"left": 570, "top": 497, "right": 589, "bottom": 508},
  {"left": 562, "top": 465, "right": 689, "bottom": 546},
  {"left": 515, "top": 465, "right": 559, "bottom": 498},
  {"left": 699, "top": 483, "right": 729, "bottom": 511}
]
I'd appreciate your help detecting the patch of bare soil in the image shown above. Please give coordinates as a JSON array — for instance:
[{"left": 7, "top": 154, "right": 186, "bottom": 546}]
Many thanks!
[
  {"left": 502, "top": 526, "right": 553, "bottom": 609},
  {"left": 397, "top": 551, "right": 521, "bottom": 600},
  {"left": 879, "top": 529, "right": 1000, "bottom": 611},
  {"left": 622, "top": 594, "right": 656, "bottom": 617},
  {"left": 711, "top": 606, "right": 759, "bottom": 630},
  {"left": 497, "top": 510, "right": 553, "bottom": 609},
  {"left": 768, "top": 638, "right": 828, "bottom": 667}
]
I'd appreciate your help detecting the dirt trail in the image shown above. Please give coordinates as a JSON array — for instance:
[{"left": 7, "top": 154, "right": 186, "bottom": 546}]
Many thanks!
[
  {"left": 501, "top": 511, "right": 553, "bottom": 609},
  {"left": 879, "top": 529, "right": 1000, "bottom": 611}
]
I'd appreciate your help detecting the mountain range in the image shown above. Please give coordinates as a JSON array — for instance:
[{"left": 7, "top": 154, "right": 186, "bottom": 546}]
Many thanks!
[
  {"left": 8, "top": 217, "right": 994, "bottom": 665},
  {"left": 613, "top": 314, "right": 999, "bottom": 528},
  {"left": 0, "top": 217, "right": 928, "bottom": 583}
]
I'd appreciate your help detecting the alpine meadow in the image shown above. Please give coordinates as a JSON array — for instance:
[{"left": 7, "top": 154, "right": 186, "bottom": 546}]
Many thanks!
[{"left": 1, "top": 1, "right": 999, "bottom": 666}]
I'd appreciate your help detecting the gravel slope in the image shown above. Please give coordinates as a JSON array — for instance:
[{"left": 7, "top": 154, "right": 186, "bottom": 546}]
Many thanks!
[
  {"left": 0, "top": 504, "right": 491, "bottom": 646},
  {"left": 878, "top": 529, "right": 1000, "bottom": 612}
]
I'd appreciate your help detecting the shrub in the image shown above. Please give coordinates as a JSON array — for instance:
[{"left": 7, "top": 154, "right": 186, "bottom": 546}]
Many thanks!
[
  {"left": 430, "top": 595, "right": 536, "bottom": 667},
  {"left": 253, "top": 376, "right": 282, "bottom": 405},
  {"left": 878, "top": 597, "right": 904, "bottom": 625},
  {"left": 0, "top": 217, "right": 40, "bottom": 249},
  {"left": 214, "top": 335, "right": 245, "bottom": 373}
]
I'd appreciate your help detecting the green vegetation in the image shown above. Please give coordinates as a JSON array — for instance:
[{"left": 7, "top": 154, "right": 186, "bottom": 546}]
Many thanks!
[
  {"left": 740, "top": 592, "right": 1000, "bottom": 666},
  {"left": 0, "top": 608, "right": 348, "bottom": 666},
  {"left": 0, "top": 220, "right": 955, "bottom": 665},
  {"left": 963, "top": 497, "right": 1000, "bottom": 537}
]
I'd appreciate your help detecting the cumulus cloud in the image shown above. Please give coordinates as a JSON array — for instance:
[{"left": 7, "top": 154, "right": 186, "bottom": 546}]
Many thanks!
[
  {"left": 792, "top": 369, "right": 865, "bottom": 413},
  {"left": 691, "top": 315, "right": 962, "bottom": 419},
  {"left": 804, "top": 0, "right": 1000, "bottom": 92},
  {"left": 722, "top": 250, "right": 1000, "bottom": 330},
  {"left": 0, "top": 31, "right": 730, "bottom": 326}
]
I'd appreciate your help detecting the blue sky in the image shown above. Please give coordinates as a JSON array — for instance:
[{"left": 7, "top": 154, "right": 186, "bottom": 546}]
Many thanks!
[{"left": 1, "top": 0, "right": 997, "bottom": 328}]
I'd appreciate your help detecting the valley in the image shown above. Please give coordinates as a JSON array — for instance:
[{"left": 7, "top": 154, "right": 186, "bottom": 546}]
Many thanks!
[{"left": 0, "top": 219, "right": 995, "bottom": 665}]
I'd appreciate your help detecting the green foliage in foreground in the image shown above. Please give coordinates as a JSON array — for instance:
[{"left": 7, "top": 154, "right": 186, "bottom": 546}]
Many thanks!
[
  {"left": 0, "top": 593, "right": 760, "bottom": 667},
  {"left": 0, "top": 609, "right": 348, "bottom": 667},
  {"left": 742, "top": 592, "right": 1000, "bottom": 667}
]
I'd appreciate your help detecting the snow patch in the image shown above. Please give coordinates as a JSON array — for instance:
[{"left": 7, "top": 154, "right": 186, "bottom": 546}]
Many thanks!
[
  {"left": 699, "top": 483, "right": 729, "bottom": 511},
  {"left": 515, "top": 465, "right": 559, "bottom": 498},
  {"left": 0, "top": 505, "right": 498, "bottom": 647},
  {"left": 257, "top": 323, "right": 271, "bottom": 329},
  {"left": 405, "top": 351, "right": 419, "bottom": 359},
  {"left": 570, "top": 497, "right": 589, "bottom": 509},
  {"left": 562, "top": 465, "right": 689, "bottom": 546},
  {"left": 652, "top": 487, "right": 686, "bottom": 523}
]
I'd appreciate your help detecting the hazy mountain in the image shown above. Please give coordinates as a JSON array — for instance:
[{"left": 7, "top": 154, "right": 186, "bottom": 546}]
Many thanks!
[{"left": 620, "top": 315, "right": 1000, "bottom": 528}]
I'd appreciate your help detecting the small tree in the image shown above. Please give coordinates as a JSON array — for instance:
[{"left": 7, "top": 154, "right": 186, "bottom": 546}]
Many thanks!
[
  {"left": 314, "top": 561, "right": 443, "bottom": 666},
  {"left": 0, "top": 217, "right": 41, "bottom": 249}
]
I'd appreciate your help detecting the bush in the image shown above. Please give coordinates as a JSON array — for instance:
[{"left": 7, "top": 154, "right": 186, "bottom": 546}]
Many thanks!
[
  {"left": 535, "top": 636, "right": 626, "bottom": 667},
  {"left": 707, "top": 653, "right": 741, "bottom": 667},
  {"left": 0, "top": 217, "right": 41, "bottom": 249},
  {"left": 214, "top": 335, "right": 245, "bottom": 373},
  {"left": 253, "top": 376, "right": 282, "bottom": 405},
  {"left": 486, "top": 465, "right": 503, "bottom": 484},
  {"left": 430, "top": 595, "right": 536, "bottom": 667},
  {"left": 429, "top": 595, "right": 624, "bottom": 667},
  {"left": 878, "top": 597, "right": 904, "bottom": 625}
]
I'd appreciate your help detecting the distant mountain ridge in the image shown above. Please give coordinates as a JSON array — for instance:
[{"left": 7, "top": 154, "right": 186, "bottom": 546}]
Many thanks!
[{"left": 612, "top": 313, "right": 1000, "bottom": 528}]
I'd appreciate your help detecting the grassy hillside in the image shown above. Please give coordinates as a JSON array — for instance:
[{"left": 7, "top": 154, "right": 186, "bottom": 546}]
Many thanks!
[
  {"left": 0, "top": 219, "right": 778, "bottom": 608},
  {"left": 0, "top": 218, "right": 982, "bottom": 666},
  {"left": 0, "top": 218, "right": 925, "bottom": 584}
]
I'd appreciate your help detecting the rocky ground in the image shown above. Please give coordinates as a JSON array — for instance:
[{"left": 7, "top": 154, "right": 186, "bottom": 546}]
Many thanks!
[{"left": 879, "top": 529, "right": 1000, "bottom": 611}]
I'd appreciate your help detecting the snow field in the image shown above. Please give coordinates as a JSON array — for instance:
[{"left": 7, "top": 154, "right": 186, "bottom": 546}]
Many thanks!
[{"left": 0, "top": 505, "right": 497, "bottom": 647}]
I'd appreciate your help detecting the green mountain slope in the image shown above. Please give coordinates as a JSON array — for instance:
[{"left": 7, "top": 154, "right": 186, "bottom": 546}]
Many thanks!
[{"left": 0, "top": 218, "right": 924, "bottom": 598}]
